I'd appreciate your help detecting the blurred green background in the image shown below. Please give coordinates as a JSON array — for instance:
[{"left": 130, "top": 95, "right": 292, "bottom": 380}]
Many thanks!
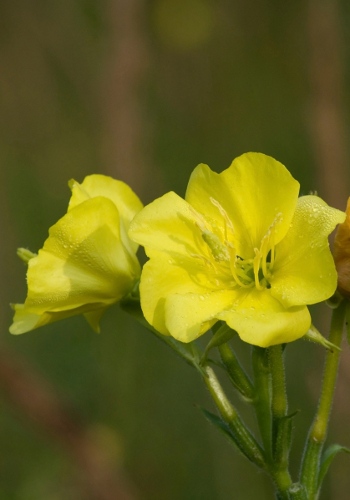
[{"left": 1, "top": 0, "right": 350, "bottom": 499}]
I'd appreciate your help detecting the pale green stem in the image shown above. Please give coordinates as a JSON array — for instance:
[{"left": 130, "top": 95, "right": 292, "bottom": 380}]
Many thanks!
[
  {"left": 300, "top": 301, "right": 346, "bottom": 498},
  {"left": 269, "top": 345, "right": 293, "bottom": 496},
  {"left": 252, "top": 346, "right": 272, "bottom": 459}
]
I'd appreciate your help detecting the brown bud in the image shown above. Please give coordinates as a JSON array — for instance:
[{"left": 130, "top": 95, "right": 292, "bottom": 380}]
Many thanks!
[{"left": 334, "top": 198, "right": 350, "bottom": 298}]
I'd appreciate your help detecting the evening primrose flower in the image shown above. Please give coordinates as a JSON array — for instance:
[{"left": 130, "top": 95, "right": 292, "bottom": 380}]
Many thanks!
[
  {"left": 129, "top": 153, "right": 345, "bottom": 347},
  {"left": 334, "top": 197, "right": 350, "bottom": 298},
  {"left": 10, "top": 175, "right": 143, "bottom": 335}
]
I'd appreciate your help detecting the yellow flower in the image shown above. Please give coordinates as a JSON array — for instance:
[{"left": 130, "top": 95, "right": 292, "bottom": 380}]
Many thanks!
[
  {"left": 334, "top": 197, "right": 350, "bottom": 298},
  {"left": 129, "top": 153, "right": 345, "bottom": 347},
  {"left": 10, "top": 175, "right": 143, "bottom": 334}
]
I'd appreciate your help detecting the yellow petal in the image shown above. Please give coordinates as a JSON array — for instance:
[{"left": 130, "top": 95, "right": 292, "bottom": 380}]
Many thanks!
[
  {"left": 69, "top": 174, "right": 143, "bottom": 253},
  {"left": 218, "top": 289, "right": 311, "bottom": 347},
  {"left": 9, "top": 302, "right": 107, "bottom": 335},
  {"left": 129, "top": 191, "right": 210, "bottom": 259},
  {"left": 165, "top": 290, "right": 237, "bottom": 342},
  {"left": 139, "top": 251, "right": 218, "bottom": 335},
  {"left": 271, "top": 196, "right": 346, "bottom": 307},
  {"left": 10, "top": 305, "right": 51, "bottom": 334},
  {"left": 185, "top": 153, "right": 300, "bottom": 257}
]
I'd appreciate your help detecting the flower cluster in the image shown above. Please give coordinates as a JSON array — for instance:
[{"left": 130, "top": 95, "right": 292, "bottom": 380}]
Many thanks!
[{"left": 10, "top": 153, "right": 345, "bottom": 347}]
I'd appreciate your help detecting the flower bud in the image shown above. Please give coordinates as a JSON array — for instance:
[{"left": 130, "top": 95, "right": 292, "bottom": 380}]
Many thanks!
[{"left": 334, "top": 198, "right": 350, "bottom": 298}]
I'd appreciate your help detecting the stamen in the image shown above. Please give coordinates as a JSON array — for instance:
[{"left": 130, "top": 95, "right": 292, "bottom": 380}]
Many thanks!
[
  {"left": 190, "top": 253, "right": 216, "bottom": 269},
  {"left": 202, "top": 231, "right": 230, "bottom": 262},
  {"left": 229, "top": 247, "right": 254, "bottom": 288},
  {"left": 260, "top": 233, "right": 270, "bottom": 280},
  {"left": 210, "top": 197, "right": 235, "bottom": 241},
  {"left": 253, "top": 249, "right": 264, "bottom": 290},
  {"left": 270, "top": 245, "right": 275, "bottom": 267}
]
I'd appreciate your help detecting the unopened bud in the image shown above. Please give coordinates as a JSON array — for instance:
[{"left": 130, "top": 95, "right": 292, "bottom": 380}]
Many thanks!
[{"left": 334, "top": 198, "right": 350, "bottom": 298}]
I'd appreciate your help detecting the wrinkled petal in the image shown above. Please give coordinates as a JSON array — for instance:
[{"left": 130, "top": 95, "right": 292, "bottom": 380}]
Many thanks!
[
  {"left": 185, "top": 153, "right": 300, "bottom": 257},
  {"left": 218, "top": 289, "right": 311, "bottom": 347},
  {"left": 165, "top": 290, "right": 237, "bottom": 342},
  {"left": 10, "top": 197, "right": 140, "bottom": 334},
  {"left": 84, "top": 307, "right": 109, "bottom": 333},
  {"left": 10, "top": 305, "right": 52, "bottom": 334},
  {"left": 69, "top": 174, "right": 143, "bottom": 253},
  {"left": 9, "top": 302, "right": 107, "bottom": 335},
  {"left": 139, "top": 252, "right": 219, "bottom": 335},
  {"left": 129, "top": 191, "right": 210, "bottom": 259},
  {"left": 271, "top": 196, "right": 346, "bottom": 307}
]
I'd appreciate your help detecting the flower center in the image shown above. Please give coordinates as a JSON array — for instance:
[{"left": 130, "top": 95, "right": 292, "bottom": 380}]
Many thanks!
[{"left": 199, "top": 200, "right": 282, "bottom": 291}]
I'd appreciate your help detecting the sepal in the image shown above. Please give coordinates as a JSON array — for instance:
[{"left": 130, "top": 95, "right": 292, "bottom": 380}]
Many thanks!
[
  {"left": 17, "top": 248, "right": 37, "bottom": 264},
  {"left": 201, "top": 322, "right": 236, "bottom": 363},
  {"left": 304, "top": 324, "right": 341, "bottom": 352}
]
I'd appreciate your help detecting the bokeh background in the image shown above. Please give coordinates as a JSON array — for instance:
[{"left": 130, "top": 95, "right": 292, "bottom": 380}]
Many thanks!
[{"left": 1, "top": 0, "right": 350, "bottom": 499}]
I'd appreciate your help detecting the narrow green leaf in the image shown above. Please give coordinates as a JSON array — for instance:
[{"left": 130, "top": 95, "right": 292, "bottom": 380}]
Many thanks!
[
  {"left": 200, "top": 407, "right": 234, "bottom": 442},
  {"left": 318, "top": 443, "right": 350, "bottom": 489},
  {"left": 200, "top": 407, "right": 266, "bottom": 468}
]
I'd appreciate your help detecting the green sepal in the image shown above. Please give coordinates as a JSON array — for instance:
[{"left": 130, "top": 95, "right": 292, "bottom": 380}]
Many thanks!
[
  {"left": 317, "top": 443, "right": 350, "bottom": 490},
  {"left": 304, "top": 324, "right": 341, "bottom": 352},
  {"left": 120, "top": 294, "right": 203, "bottom": 372},
  {"left": 218, "top": 342, "right": 254, "bottom": 401},
  {"left": 201, "top": 322, "right": 236, "bottom": 364},
  {"left": 17, "top": 247, "right": 37, "bottom": 264},
  {"left": 326, "top": 291, "right": 344, "bottom": 309}
]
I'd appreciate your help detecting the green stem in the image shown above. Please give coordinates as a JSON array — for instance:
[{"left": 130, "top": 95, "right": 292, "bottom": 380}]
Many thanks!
[
  {"left": 252, "top": 346, "right": 272, "bottom": 460},
  {"left": 202, "top": 365, "right": 266, "bottom": 469},
  {"left": 269, "top": 345, "right": 288, "bottom": 422},
  {"left": 300, "top": 301, "right": 346, "bottom": 498},
  {"left": 218, "top": 343, "right": 255, "bottom": 400},
  {"left": 269, "top": 345, "right": 293, "bottom": 496}
]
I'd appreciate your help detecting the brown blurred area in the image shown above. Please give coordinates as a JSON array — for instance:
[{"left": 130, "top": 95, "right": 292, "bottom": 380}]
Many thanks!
[{"left": 0, "top": 1, "right": 350, "bottom": 499}]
